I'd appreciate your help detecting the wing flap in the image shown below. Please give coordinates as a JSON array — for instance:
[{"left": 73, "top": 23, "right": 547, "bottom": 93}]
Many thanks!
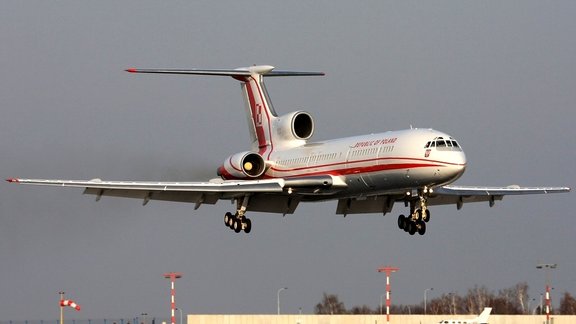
[
  {"left": 244, "top": 194, "right": 301, "bottom": 214},
  {"left": 336, "top": 195, "right": 397, "bottom": 215},
  {"left": 82, "top": 188, "right": 221, "bottom": 205}
]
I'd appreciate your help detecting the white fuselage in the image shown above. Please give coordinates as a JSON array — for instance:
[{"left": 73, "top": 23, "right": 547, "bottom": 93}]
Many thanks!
[{"left": 265, "top": 128, "right": 467, "bottom": 198}]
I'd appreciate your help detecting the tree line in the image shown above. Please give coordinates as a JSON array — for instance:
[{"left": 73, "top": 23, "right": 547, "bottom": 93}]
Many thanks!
[{"left": 314, "top": 282, "right": 576, "bottom": 315}]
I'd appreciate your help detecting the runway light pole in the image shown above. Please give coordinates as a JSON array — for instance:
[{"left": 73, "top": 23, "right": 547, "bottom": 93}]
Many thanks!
[
  {"left": 277, "top": 287, "right": 287, "bottom": 315},
  {"left": 537, "top": 263, "right": 557, "bottom": 324},
  {"left": 175, "top": 308, "right": 183, "bottom": 324},
  {"left": 424, "top": 288, "right": 433, "bottom": 315},
  {"left": 378, "top": 266, "right": 399, "bottom": 324},
  {"left": 164, "top": 272, "right": 183, "bottom": 324}
]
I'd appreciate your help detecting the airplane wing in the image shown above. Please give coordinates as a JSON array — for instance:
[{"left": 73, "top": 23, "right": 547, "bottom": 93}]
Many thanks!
[
  {"left": 6, "top": 176, "right": 347, "bottom": 214},
  {"left": 7, "top": 178, "right": 568, "bottom": 215},
  {"left": 336, "top": 184, "right": 570, "bottom": 215},
  {"left": 429, "top": 185, "right": 570, "bottom": 209}
]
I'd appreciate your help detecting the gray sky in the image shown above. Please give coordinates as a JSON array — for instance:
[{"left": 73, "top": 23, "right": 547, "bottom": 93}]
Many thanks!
[{"left": 1, "top": 0, "right": 574, "bottom": 320}]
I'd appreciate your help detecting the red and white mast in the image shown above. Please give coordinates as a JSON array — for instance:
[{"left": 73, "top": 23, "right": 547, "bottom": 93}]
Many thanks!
[
  {"left": 377, "top": 266, "right": 399, "bottom": 324},
  {"left": 164, "top": 272, "right": 182, "bottom": 324}
]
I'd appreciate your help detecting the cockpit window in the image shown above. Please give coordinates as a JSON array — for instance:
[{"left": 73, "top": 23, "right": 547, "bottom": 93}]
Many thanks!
[{"left": 425, "top": 137, "right": 462, "bottom": 151}]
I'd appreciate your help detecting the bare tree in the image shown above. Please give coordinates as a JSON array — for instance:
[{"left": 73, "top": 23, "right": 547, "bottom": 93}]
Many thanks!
[
  {"left": 314, "top": 293, "right": 347, "bottom": 314},
  {"left": 315, "top": 283, "right": 575, "bottom": 316},
  {"left": 349, "top": 305, "right": 375, "bottom": 314},
  {"left": 464, "top": 285, "right": 491, "bottom": 314},
  {"left": 559, "top": 292, "right": 576, "bottom": 315},
  {"left": 514, "top": 282, "right": 530, "bottom": 314}
]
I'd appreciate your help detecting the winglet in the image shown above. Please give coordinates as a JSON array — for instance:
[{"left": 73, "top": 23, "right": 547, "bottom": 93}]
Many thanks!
[{"left": 6, "top": 178, "right": 19, "bottom": 183}]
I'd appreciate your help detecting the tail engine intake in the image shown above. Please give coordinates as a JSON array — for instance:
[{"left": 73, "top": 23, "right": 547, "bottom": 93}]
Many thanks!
[{"left": 274, "top": 111, "right": 314, "bottom": 143}]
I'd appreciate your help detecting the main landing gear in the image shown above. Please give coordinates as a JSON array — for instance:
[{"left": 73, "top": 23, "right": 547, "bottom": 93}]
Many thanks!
[
  {"left": 223, "top": 196, "right": 252, "bottom": 234},
  {"left": 397, "top": 188, "right": 431, "bottom": 236},
  {"left": 224, "top": 212, "right": 252, "bottom": 233}
]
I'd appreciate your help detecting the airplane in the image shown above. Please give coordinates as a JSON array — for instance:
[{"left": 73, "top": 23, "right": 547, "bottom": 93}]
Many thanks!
[
  {"left": 437, "top": 307, "right": 492, "bottom": 324},
  {"left": 7, "top": 65, "right": 570, "bottom": 235}
]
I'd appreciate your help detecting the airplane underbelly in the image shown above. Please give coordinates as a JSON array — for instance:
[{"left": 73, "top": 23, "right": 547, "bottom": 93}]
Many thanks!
[{"left": 347, "top": 166, "right": 448, "bottom": 193}]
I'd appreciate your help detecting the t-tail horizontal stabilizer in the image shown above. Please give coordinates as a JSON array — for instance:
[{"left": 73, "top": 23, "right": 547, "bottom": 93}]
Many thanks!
[{"left": 125, "top": 65, "right": 325, "bottom": 77}]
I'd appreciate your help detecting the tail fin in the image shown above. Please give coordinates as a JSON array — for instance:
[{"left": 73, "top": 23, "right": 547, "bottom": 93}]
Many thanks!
[
  {"left": 126, "top": 65, "right": 323, "bottom": 156},
  {"left": 475, "top": 307, "right": 492, "bottom": 324}
]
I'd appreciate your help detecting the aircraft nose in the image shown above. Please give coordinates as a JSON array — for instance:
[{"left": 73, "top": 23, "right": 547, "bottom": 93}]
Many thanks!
[
  {"left": 456, "top": 151, "right": 467, "bottom": 166},
  {"left": 450, "top": 151, "right": 467, "bottom": 178}
]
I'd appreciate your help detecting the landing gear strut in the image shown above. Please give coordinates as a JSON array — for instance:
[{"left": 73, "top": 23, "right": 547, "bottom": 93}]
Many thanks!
[
  {"left": 397, "top": 187, "right": 431, "bottom": 236},
  {"left": 223, "top": 196, "right": 252, "bottom": 234}
]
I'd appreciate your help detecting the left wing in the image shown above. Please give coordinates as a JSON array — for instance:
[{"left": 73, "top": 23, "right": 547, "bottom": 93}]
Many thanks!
[
  {"left": 6, "top": 176, "right": 346, "bottom": 213},
  {"left": 335, "top": 184, "right": 570, "bottom": 215},
  {"left": 430, "top": 185, "right": 570, "bottom": 209}
]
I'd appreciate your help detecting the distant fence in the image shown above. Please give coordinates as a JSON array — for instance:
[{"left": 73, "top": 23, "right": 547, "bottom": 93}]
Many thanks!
[{"left": 0, "top": 319, "right": 170, "bottom": 324}]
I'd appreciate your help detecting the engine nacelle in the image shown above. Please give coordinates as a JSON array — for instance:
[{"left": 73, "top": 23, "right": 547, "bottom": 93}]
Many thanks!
[
  {"left": 274, "top": 111, "right": 314, "bottom": 142},
  {"left": 217, "top": 151, "right": 266, "bottom": 180}
]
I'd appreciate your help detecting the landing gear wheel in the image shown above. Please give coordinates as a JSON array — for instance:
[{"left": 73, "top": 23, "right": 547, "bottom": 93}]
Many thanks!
[
  {"left": 228, "top": 213, "right": 236, "bottom": 229},
  {"left": 417, "top": 221, "right": 426, "bottom": 235},
  {"left": 397, "top": 215, "right": 406, "bottom": 230},
  {"left": 243, "top": 218, "right": 252, "bottom": 234},
  {"left": 408, "top": 221, "right": 417, "bottom": 235},
  {"left": 403, "top": 219, "right": 410, "bottom": 232},
  {"left": 233, "top": 218, "right": 242, "bottom": 233},
  {"left": 224, "top": 212, "right": 233, "bottom": 226}
]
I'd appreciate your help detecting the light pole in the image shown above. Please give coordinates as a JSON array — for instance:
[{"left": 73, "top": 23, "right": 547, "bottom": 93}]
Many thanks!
[
  {"left": 540, "top": 294, "right": 543, "bottom": 315},
  {"left": 175, "top": 308, "right": 183, "bottom": 324},
  {"left": 449, "top": 292, "right": 456, "bottom": 315},
  {"left": 277, "top": 287, "right": 287, "bottom": 315},
  {"left": 424, "top": 288, "right": 433, "bottom": 315},
  {"left": 377, "top": 266, "right": 399, "bottom": 324},
  {"left": 537, "top": 263, "right": 557, "bottom": 324}
]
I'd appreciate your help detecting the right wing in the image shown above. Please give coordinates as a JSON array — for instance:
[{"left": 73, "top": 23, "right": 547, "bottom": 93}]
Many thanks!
[{"left": 6, "top": 176, "right": 346, "bottom": 214}]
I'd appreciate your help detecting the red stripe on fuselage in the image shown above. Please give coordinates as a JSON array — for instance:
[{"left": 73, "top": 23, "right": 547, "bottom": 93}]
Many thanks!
[{"left": 268, "top": 156, "right": 462, "bottom": 178}]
